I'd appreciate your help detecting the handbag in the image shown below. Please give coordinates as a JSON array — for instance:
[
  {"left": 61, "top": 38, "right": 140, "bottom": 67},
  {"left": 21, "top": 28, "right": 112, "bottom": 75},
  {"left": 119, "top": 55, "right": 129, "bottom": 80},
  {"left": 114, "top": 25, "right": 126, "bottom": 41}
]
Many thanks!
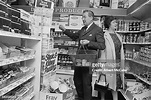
[{"left": 94, "top": 72, "right": 109, "bottom": 92}]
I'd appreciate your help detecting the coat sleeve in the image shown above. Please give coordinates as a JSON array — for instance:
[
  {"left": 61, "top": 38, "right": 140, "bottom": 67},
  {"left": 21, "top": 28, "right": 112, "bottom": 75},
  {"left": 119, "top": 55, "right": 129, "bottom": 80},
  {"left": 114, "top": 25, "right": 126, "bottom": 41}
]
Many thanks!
[
  {"left": 87, "top": 29, "right": 106, "bottom": 50},
  {"left": 63, "top": 29, "right": 80, "bottom": 41}
]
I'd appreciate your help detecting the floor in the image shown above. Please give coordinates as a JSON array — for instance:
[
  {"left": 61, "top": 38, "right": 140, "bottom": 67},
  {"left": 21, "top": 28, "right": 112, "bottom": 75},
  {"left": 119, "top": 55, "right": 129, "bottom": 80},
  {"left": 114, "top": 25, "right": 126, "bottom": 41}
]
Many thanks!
[{"left": 75, "top": 90, "right": 126, "bottom": 100}]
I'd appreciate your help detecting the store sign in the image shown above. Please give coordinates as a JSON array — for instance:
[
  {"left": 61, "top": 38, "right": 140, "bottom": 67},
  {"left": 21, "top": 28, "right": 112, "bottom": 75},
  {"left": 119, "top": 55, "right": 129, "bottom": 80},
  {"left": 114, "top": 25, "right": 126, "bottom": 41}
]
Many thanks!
[
  {"left": 54, "top": 7, "right": 84, "bottom": 14},
  {"left": 36, "top": 0, "right": 54, "bottom": 9}
]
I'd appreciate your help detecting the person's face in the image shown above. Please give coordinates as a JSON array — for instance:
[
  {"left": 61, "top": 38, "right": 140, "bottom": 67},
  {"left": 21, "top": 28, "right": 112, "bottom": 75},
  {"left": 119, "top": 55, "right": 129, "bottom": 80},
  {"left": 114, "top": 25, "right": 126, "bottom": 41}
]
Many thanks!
[
  {"left": 110, "top": 19, "right": 117, "bottom": 30},
  {"left": 82, "top": 12, "right": 93, "bottom": 26}
]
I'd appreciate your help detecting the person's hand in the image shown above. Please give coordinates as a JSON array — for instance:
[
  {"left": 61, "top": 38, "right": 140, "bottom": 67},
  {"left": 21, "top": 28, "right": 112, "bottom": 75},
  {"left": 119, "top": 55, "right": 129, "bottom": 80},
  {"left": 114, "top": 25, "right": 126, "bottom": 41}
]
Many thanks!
[
  {"left": 80, "top": 40, "right": 90, "bottom": 45},
  {"left": 59, "top": 25, "right": 66, "bottom": 32}
]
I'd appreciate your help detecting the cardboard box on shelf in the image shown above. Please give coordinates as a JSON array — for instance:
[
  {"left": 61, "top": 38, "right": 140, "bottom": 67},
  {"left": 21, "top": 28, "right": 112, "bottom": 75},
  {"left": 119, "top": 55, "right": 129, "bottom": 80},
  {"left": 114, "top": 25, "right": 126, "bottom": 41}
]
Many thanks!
[
  {"left": 57, "top": 0, "right": 79, "bottom": 8},
  {"left": 69, "top": 15, "right": 83, "bottom": 29},
  {"left": 52, "top": 21, "right": 68, "bottom": 31},
  {"left": 40, "top": 72, "right": 76, "bottom": 100},
  {"left": 111, "top": 0, "right": 131, "bottom": 9},
  {"left": 90, "top": 0, "right": 111, "bottom": 8},
  {"left": 40, "top": 89, "right": 75, "bottom": 100},
  {"left": 111, "top": 0, "right": 118, "bottom": 9}
]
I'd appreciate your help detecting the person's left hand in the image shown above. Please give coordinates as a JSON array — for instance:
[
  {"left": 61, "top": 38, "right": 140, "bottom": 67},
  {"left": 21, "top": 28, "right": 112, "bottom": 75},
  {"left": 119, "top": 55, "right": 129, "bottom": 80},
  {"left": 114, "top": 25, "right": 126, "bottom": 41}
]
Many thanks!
[{"left": 80, "top": 40, "right": 90, "bottom": 45}]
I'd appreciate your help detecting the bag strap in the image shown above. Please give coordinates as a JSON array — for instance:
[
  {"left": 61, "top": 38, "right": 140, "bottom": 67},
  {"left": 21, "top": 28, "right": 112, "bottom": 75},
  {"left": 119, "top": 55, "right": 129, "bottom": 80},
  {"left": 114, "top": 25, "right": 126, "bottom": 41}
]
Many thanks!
[
  {"left": 77, "top": 45, "right": 87, "bottom": 54},
  {"left": 97, "top": 72, "right": 107, "bottom": 83}
]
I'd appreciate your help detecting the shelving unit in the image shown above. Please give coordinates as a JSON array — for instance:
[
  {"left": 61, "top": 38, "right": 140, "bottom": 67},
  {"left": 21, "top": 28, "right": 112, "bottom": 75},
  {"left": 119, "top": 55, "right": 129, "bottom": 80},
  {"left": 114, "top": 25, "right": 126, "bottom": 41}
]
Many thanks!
[
  {"left": 0, "top": 30, "right": 41, "bottom": 40},
  {"left": 0, "top": 30, "right": 42, "bottom": 100},
  {"left": 114, "top": 1, "right": 151, "bottom": 98},
  {"left": 122, "top": 34, "right": 151, "bottom": 100},
  {"left": 120, "top": 27, "right": 151, "bottom": 99}
]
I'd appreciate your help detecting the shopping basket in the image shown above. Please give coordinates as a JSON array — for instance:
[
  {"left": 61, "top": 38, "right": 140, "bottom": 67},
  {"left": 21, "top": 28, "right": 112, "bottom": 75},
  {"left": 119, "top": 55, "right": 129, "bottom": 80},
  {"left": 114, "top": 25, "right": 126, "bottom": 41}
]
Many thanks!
[{"left": 69, "top": 45, "right": 98, "bottom": 67}]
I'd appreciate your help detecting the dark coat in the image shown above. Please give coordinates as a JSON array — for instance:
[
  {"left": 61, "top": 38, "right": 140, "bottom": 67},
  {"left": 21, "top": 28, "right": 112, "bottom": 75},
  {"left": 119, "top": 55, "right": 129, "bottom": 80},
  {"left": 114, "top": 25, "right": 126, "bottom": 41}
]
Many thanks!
[{"left": 63, "top": 23, "right": 106, "bottom": 51}]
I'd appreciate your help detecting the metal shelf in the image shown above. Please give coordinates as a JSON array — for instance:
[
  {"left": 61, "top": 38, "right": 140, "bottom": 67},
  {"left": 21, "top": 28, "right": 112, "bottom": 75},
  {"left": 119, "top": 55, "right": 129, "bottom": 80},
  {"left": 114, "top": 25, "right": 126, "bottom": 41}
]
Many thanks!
[
  {"left": 127, "top": 72, "right": 151, "bottom": 85},
  {"left": 54, "top": 44, "right": 78, "bottom": 48},
  {"left": 127, "top": 0, "right": 151, "bottom": 22},
  {"left": 123, "top": 42, "right": 151, "bottom": 45},
  {"left": 0, "top": 30, "right": 41, "bottom": 40},
  {"left": 0, "top": 73, "right": 35, "bottom": 96},
  {"left": 117, "top": 28, "right": 151, "bottom": 33},
  {"left": 0, "top": 55, "right": 35, "bottom": 66},
  {"left": 126, "top": 58, "right": 151, "bottom": 68}
]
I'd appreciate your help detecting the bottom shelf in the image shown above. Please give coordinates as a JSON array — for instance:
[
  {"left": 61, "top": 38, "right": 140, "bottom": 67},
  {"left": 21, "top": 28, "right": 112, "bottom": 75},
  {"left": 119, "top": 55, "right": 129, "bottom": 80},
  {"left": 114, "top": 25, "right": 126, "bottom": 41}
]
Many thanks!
[
  {"left": 126, "top": 72, "right": 151, "bottom": 85},
  {"left": 118, "top": 84, "right": 151, "bottom": 100},
  {"left": 0, "top": 73, "right": 35, "bottom": 96}
]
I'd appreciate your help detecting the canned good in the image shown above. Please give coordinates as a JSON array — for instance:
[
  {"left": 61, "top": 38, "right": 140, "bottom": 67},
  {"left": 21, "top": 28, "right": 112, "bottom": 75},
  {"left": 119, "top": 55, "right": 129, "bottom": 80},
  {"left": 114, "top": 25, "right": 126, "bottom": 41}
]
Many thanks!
[
  {"left": 85, "top": 62, "right": 91, "bottom": 66},
  {"left": 0, "top": 2, "right": 8, "bottom": 18},
  {"left": 21, "top": 19, "right": 31, "bottom": 35},
  {"left": 11, "top": 21, "right": 21, "bottom": 33},
  {"left": 0, "top": 17, "right": 11, "bottom": 31},
  {"left": 11, "top": 6, "right": 20, "bottom": 22},
  {"left": 76, "top": 59, "right": 81, "bottom": 66}
]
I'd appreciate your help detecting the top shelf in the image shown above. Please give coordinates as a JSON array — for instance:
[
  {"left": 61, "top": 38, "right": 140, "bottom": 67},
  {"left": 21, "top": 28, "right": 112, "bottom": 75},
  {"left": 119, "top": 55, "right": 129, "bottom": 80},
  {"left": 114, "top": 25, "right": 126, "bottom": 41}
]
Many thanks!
[
  {"left": 0, "top": 30, "right": 41, "bottom": 40},
  {"left": 127, "top": 0, "right": 151, "bottom": 22}
]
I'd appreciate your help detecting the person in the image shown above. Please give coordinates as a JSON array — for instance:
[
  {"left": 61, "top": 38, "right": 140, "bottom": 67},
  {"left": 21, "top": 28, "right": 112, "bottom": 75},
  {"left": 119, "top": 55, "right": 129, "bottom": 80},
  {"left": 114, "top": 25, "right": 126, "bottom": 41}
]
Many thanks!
[
  {"left": 59, "top": 10, "right": 106, "bottom": 100},
  {"left": 98, "top": 16, "right": 125, "bottom": 100}
]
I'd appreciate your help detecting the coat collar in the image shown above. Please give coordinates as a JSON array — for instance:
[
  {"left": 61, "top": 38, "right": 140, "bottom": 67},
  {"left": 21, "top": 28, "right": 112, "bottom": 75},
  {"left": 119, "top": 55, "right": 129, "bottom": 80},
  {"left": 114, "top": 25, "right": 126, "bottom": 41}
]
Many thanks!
[{"left": 82, "top": 22, "right": 96, "bottom": 36}]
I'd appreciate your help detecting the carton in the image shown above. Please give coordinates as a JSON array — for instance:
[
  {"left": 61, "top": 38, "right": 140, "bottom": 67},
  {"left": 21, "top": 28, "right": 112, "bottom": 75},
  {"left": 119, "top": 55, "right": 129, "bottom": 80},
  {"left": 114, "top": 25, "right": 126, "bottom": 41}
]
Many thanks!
[{"left": 39, "top": 89, "right": 75, "bottom": 100}]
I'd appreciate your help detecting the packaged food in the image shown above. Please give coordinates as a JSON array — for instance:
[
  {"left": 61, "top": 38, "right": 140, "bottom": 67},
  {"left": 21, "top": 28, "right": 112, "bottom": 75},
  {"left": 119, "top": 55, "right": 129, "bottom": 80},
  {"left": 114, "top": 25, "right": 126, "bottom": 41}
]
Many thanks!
[{"left": 62, "top": 0, "right": 77, "bottom": 7}]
